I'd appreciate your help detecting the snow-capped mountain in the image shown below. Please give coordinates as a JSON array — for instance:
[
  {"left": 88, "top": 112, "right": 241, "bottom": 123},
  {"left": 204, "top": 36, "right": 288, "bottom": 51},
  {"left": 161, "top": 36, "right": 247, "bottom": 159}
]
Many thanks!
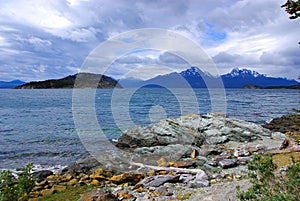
[
  {"left": 223, "top": 68, "right": 263, "bottom": 78},
  {"left": 221, "top": 68, "right": 299, "bottom": 88},
  {"left": 120, "top": 67, "right": 299, "bottom": 88},
  {"left": 179, "top": 66, "right": 215, "bottom": 78},
  {"left": 179, "top": 67, "right": 221, "bottom": 88}
]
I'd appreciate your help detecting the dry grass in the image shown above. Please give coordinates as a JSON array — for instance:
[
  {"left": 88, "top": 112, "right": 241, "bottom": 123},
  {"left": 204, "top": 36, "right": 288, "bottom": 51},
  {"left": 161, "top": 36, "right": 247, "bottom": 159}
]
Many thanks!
[{"left": 272, "top": 151, "right": 300, "bottom": 168}]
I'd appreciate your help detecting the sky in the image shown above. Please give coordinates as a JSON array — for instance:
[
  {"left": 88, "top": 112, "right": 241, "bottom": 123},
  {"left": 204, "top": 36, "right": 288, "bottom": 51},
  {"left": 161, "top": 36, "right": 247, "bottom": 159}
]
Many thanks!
[{"left": 0, "top": 0, "right": 299, "bottom": 81}]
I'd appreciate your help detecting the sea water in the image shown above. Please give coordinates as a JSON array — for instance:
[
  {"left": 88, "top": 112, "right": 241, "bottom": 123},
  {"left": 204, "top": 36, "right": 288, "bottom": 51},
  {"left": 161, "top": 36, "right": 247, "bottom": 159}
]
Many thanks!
[{"left": 0, "top": 88, "right": 299, "bottom": 169}]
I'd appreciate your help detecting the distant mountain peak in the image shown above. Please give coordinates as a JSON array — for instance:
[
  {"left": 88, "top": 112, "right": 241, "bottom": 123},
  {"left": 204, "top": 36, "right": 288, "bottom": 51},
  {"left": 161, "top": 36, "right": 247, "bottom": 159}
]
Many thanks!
[
  {"left": 226, "top": 68, "right": 264, "bottom": 78},
  {"left": 180, "top": 66, "right": 214, "bottom": 78},
  {"left": 0, "top": 80, "right": 26, "bottom": 89}
]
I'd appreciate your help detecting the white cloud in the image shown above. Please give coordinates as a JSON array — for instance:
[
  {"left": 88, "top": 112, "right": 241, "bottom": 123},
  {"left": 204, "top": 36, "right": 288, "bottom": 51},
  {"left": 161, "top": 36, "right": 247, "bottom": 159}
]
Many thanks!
[
  {"left": 0, "top": 1, "right": 72, "bottom": 29},
  {"left": 159, "top": 52, "right": 188, "bottom": 65},
  {"left": 0, "top": 36, "right": 10, "bottom": 47},
  {"left": 54, "top": 27, "right": 102, "bottom": 42},
  {"left": 0, "top": 0, "right": 299, "bottom": 81}
]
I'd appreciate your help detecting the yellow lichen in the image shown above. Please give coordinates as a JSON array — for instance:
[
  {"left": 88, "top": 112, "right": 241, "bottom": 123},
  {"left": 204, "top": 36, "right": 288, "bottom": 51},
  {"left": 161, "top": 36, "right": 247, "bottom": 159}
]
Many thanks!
[{"left": 272, "top": 152, "right": 300, "bottom": 168}]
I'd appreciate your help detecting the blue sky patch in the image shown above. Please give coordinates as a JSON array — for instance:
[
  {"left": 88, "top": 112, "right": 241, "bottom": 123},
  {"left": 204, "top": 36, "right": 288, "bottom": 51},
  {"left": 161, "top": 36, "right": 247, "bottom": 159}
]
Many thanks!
[{"left": 205, "top": 23, "right": 227, "bottom": 42}]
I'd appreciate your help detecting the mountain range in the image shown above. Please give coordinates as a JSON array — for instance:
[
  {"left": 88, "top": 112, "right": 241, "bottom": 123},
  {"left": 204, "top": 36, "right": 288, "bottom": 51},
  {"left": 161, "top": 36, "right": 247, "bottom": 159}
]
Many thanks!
[
  {"left": 0, "top": 80, "right": 25, "bottom": 88},
  {"left": 120, "top": 67, "right": 299, "bottom": 88},
  {"left": 1, "top": 67, "right": 298, "bottom": 89}
]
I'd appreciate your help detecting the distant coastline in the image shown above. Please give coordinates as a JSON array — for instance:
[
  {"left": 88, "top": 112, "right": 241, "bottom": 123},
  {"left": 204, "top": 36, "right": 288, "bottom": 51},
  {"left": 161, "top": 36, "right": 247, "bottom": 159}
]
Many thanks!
[{"left": 242, "top": 84, "right": 300, "bottom": 89}]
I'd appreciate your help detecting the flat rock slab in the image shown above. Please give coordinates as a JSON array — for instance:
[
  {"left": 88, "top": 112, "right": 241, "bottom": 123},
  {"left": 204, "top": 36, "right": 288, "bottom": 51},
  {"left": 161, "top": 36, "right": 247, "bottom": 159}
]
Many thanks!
[{"left": 135, "top": 175, "right": 180, "bottom": 188}]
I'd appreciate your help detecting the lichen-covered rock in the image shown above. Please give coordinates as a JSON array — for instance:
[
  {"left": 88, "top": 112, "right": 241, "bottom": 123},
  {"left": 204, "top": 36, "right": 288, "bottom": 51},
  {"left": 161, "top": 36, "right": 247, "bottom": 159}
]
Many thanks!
[
  {"left": 117, "top": 113, "right": 274, "bottom": 149},
  {"left": 117, "top": 117, "right": 206, "bottom": 148},
  {"left": 170, "top": 160, "right": 196, "bottom": 168},
  {"left": 51, "top": 184, "right": 66, "bottom": 192},
  {"left": 109, "top": 172, "right": 145, "bottom": 184}
]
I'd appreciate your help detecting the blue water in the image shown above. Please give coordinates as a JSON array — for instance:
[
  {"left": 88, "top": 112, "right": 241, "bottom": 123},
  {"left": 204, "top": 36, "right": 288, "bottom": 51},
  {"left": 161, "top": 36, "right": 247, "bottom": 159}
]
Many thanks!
[{"left": 0, "top": 88, "right": 299, "bottom": 169}]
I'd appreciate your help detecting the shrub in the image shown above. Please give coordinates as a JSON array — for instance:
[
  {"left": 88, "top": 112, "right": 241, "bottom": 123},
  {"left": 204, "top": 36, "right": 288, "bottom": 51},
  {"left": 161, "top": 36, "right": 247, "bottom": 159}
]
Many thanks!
[
  {"left": 237, "top": 154, "right": 300, "bottom": 201},
  {"left": 0, "top": 163, "right": 35, "bottom": 201}
]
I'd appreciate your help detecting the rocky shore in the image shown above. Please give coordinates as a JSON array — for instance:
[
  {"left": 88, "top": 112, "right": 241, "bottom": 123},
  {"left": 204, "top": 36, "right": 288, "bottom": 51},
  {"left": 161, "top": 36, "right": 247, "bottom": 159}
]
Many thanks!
[{"left": 24, "top": 113, "right": 299, "bottom": 201}]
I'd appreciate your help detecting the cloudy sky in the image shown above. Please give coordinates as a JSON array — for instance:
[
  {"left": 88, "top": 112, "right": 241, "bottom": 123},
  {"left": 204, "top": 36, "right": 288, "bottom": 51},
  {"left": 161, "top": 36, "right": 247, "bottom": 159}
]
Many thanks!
[{"left": 0, "top": 0, "right": 299, "bottom": 81}]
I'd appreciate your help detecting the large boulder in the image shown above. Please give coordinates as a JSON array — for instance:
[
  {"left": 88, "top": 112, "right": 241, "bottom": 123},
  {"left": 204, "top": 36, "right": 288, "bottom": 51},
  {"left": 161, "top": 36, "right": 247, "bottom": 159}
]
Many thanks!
[{"left": 117, "top": 113, "right": 274, "bottom": 148}]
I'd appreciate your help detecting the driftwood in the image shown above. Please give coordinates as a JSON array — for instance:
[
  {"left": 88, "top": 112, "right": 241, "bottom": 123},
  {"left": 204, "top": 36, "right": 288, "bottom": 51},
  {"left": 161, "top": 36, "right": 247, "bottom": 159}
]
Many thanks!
[{"left": 130, "top": 162, "right": 205, "bottom": 175}]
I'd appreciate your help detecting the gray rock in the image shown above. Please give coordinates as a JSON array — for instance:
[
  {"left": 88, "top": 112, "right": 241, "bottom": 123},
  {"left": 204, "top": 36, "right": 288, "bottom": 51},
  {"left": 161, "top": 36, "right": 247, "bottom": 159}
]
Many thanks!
[
  {"left": 63, "top": 156, "right": 101, "bottom": 176},
  {"left": 155, "top": 196, "right": 177, "bottom": 201},
  {"left": 117, "top": 113, "right": 274, "bottom": 150},
  {"left": 207, "top": 160, "right": 218, "bottom": 167},
  {"left": 237, "top": 156, "right": 253, "bottom": 165},
  {"left": 155, "top": 186, "right": 173, "bottom": 196},
  {"left": 220, "top": 151, "right": 233, "bottom": 159},
  {"left": 202, "top": 164, "right": 219, "bottom": 173},
  {"left": 78, "top": 189, "right": 117, "bottom": 201},
  {"left": 179, "top": 174, "right": 195, "bottom": 183},
  {"left": 195, "top": 170, "right": 209, "bottom": 181},
  {"left": 233, "top": 148, "right": 250, "bottom": 157},
  {"left": 195, "top": 156, "right": 207, "bottom": 166},
  {"left": 133, "top": 144, "right": 198, "bottom": 164},
  {"left": 190, "top": 180, "right": 252, "bottom": 201},
  {"left": 117, "top": 119, "right": 206, "bottom": 148},
  {"left": 187, "top": 170, "right": 210, "bottom": 188},
  {"left": 33, "top": 170, "right": 53, "bottom": 182},
  {"left": 218, "top": 158, "right": 238, "bottom": 169},
  {"left": 136, "top": 175, "right": 180, "bottom": 188}
]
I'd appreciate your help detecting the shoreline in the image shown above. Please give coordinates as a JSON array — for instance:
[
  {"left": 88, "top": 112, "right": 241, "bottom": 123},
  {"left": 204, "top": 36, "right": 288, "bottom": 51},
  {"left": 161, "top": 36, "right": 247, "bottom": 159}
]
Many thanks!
[{"left": 2, "top": 113, "right": 299, "bottom": 200}]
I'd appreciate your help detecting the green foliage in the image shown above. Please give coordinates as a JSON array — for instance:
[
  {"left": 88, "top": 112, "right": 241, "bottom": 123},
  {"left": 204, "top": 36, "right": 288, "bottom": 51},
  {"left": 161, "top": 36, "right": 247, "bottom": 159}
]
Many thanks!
[
  {"left": 237, "top": 154, "right": 300, "bottom": 201},
  {"left": 0, "top": 163, "right": 35, "bottom": 201},
  {"left": 282, "top": 0, "right": 300, "bottom": 19},
  {"left": 282, "top": 0, "right": 300, "bottom": 45}
]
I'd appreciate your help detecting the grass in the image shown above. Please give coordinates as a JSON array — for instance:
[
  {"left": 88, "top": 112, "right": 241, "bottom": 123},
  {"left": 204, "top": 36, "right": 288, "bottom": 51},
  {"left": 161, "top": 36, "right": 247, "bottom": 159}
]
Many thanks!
[
  {"left": 40, "top": 185, "right": 96, "bottom": 201},
  {"left": 237, "top": 153, "right": 300, "bottom": 201}
]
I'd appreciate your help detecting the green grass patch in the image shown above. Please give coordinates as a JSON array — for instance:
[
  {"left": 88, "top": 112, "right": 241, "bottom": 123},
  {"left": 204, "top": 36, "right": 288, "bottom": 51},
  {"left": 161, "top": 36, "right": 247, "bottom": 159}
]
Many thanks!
[{"left": 40, "top": 185, "right": 96, "bottom": 201}]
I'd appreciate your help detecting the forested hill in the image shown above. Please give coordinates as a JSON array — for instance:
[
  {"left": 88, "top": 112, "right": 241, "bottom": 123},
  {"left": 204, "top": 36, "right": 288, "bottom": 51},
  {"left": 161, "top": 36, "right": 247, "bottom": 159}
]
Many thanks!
[{"left": 15, "top": 73, "right": 122, "bottom": 89}]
